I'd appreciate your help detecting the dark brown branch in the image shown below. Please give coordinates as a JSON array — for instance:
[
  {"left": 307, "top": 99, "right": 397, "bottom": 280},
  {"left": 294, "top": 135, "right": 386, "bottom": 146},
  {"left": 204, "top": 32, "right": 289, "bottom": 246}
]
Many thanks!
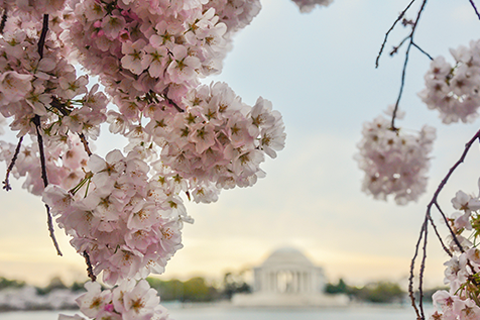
[
  {"left": 45, "top": 204, "right": 62, "bottom": 256},
  {"left": 0, "top": 7, "right": 7, "bottom": 35},
  {"left": 418, "top": 219, "right": 428, "bottom": 320},
  {"left": 33, "top": 116, "right": 49, "bottom": 187},
  {"left": 50, "top": 96, "right": 69, "bottom": 116},
  {"left": 78, "top": 133, "right": 92, "bottom": 157},
  {"left": 83, "top": 251, "right": 97, "bottom": 282},
  {"left": 33, "top": 115, "right": 62, "bottom": 256},
  {"left": 434, "top": 202, "right": 464, "bottom": 254},
  {"left": 469, "top": 0, "right": 480, "bottom": 20},
  {"left": 375, "top": 0, "right": 418, "bottom": 68},
  {"left": 427, "top": 213, "right": 452, "bottom": 257},
  {"left": 37, "top": 14, "right": 49, "bottom": 59},
  {"left": 3, "top": 136, "right": 24, "bottom": 191}
]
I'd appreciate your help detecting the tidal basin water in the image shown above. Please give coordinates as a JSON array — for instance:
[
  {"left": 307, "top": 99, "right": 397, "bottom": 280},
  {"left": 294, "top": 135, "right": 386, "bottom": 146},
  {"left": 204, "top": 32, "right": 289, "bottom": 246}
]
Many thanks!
[{"left": 0, "top": 304, "right": 434, "bottom": 320}]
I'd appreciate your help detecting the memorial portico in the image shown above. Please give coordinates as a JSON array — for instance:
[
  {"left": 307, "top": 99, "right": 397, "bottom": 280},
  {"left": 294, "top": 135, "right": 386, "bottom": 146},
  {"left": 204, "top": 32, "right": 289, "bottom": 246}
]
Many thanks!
[
  {"left": 232, "top": 247, "right": 349, "bottom": 307},
  {"left": 253, "top": 247, "right": 324, "bottom": 294}
]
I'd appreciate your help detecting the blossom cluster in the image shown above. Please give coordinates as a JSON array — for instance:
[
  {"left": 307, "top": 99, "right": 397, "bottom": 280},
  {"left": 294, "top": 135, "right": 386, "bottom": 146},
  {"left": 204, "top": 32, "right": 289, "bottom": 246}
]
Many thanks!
[
  {"left": 59, "top": 280, "right": 171, "bottom": 320},
  {"left": 355, "top": 109, "right": 436, "bottom": 205},
  {"left": 65, "top": 0, "right": 261, "bottom": 118},
  {"left": 291, "top": 0, "right": 333, "bottom": 13},
  {"left": 43, "top": 149, "right": 188, "bottom": 286},
  {"left": 429, "top": 186, "right": 480, "bottom": 319},
  {"left": 0, "top": 134, "right": 89, "bottom": 195},
  {"left": 153, "top": 82, "right": 285, "bottom": 197},
  {"left": 419, "top": 40, "right": 480, "bottom": 124},
  {"left": 0, "top": 5, "right": 108, "bottom": 140}
]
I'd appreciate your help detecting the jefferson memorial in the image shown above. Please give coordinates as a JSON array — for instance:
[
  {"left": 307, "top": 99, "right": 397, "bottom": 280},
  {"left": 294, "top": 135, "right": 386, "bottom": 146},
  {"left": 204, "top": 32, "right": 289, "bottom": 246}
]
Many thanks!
[{"left": 232, "top": 247, "right": 349, "bottom": 307}]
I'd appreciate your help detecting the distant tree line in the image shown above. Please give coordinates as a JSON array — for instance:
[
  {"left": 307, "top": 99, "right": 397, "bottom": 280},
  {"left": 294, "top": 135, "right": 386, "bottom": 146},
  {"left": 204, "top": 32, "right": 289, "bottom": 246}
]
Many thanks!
[
  {"left": 4, "top": 274, "right": 443, "bottom": 304},
  {"left": 147, "top": 271, "right": 251, "bottom": 302},
  {"left": 325, "top": 278, "right": 406, "bottom": 303}
]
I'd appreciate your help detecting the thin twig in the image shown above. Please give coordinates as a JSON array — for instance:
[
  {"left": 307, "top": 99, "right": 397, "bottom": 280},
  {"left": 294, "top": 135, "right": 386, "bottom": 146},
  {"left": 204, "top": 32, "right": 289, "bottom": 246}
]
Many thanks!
[
  {"left": 390, "top": 35, "right": 410, "bottom": 56},
  {"left": 427, "top": 213, "right": 452, "bottom": 257},
  {"left": 391, "top": 0, "right": 428, "bottom": 129},
  {"left": 469, "top": 0, "right": 480, "bottom": 20},
  {"left": 45, "top": 204, "right": 62, "bottom": 256},
  {"left": 375, "top": 0, "right": 418, "bottom": 68},
  {"left": 418, "top": 219, "right": 428, "bottom": 319},
  {"left": 434, "top": 202, "right": 464, "bottom": 253},
  {"left": 3, "top": 136, "right": 24, "bottom": 191},
  {"left": 409, "top": 218, "right": 426, "bottom": 320},
  {"left": 412, "top": 42, "right": 433, "bottom": 60},
  {"left": 83, "top": 251, "right": 97, "bottom": 282}
]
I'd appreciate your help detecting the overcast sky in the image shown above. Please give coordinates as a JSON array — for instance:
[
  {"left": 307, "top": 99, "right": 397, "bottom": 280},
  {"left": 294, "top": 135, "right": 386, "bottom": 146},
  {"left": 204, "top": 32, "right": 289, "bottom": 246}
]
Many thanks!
[{"left": 1, "top": 0, "right": 480, "bottom": 288}]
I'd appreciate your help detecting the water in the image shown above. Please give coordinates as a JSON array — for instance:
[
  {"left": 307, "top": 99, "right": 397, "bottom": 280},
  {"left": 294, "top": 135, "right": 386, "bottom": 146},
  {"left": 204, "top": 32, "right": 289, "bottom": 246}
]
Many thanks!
[{"left": 0, "top": 304, "right": 433, "bottom": 320}]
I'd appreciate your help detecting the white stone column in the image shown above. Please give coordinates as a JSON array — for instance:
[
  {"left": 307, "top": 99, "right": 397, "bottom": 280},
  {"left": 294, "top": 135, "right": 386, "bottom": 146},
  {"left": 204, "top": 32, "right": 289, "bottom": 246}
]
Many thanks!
[
  {"left": 270, "top": 271, "right": 275, "bottom": 292},
  {"left": 263, "top": 270, "right": 268, "bottom": 293},
  {"left": 292, "top": 270, "right": 300, "bottom": 293},
  {"left": 274, "top": 270, "right": 278, "bottom": 293},
  {"left": 306, "top": 271, "right": 311, "bottom": 293}
]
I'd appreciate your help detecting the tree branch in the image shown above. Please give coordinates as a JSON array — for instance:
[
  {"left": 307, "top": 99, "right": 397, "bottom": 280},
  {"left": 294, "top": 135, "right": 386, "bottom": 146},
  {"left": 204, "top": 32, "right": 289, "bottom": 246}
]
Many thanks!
[
  {"left": 3, "top": 136, "right": 24, "bottom": 191},
  {"left": 409, "top": 128, "right": 480, "bottom": 317},
  {"left": 409, "top": 217, "right": 427, "bottom": 320},
  {"left": 375, "top": 0, "right": 418, "bottom": 68},
  {"left": 412, "top": 42, "right": 433, "bottom": 60},
  {"left": 33, "top": 115, "right": 62, "bottom": 256},
  {"left": 83, "top": 251, "right": 97, "bottom": 282},
  {"left": 0, "top": 7, "right": 7, "bottom": 35},
  {"left": 38, "top": 14, "right": 49, "bottom": 59},
  {"left": 391, "top": 0, "right": 428, "bottom": 130}
]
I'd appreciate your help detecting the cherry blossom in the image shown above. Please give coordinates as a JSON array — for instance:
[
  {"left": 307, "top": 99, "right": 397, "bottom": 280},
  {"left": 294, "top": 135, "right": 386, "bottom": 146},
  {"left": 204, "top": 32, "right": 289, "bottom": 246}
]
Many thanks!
[
  {"left": 355, "top": 109, "right": 436, "bottom": 205},
  {"left": 291, "top": 0, "right": 333, "bottom": 13},
  {"left": 419, "top": 40, "right": 480, "bottom": 124},
  {"left": 60, "top": 279, "right": 171, "bottom": 320}
]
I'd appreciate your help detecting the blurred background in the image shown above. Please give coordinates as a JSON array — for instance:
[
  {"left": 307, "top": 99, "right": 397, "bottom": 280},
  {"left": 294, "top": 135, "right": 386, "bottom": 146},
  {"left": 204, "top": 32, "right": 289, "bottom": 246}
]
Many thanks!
[{"left": 1, "top": 0, "right": 480, "bottom": 305}]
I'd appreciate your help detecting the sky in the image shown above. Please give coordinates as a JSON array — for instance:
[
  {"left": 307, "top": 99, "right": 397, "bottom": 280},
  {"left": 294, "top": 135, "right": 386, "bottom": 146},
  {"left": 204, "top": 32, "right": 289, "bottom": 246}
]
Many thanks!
[{"left": 2, "top": 0, "right": 480, "bottom": 289}]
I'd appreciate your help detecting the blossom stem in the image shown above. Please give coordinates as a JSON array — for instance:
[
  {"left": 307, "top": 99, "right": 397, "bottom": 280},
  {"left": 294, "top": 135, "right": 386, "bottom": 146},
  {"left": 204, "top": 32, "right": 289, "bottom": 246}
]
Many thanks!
[{"left": 2, "top": 136, "right": 24, "bottom": 191}]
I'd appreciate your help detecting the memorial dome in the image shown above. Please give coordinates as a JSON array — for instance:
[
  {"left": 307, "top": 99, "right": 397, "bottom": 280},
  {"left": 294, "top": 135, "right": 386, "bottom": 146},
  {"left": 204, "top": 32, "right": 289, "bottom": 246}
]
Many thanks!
[{"left": 261, "top": 247, "right": 314, "bottom": 268}]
